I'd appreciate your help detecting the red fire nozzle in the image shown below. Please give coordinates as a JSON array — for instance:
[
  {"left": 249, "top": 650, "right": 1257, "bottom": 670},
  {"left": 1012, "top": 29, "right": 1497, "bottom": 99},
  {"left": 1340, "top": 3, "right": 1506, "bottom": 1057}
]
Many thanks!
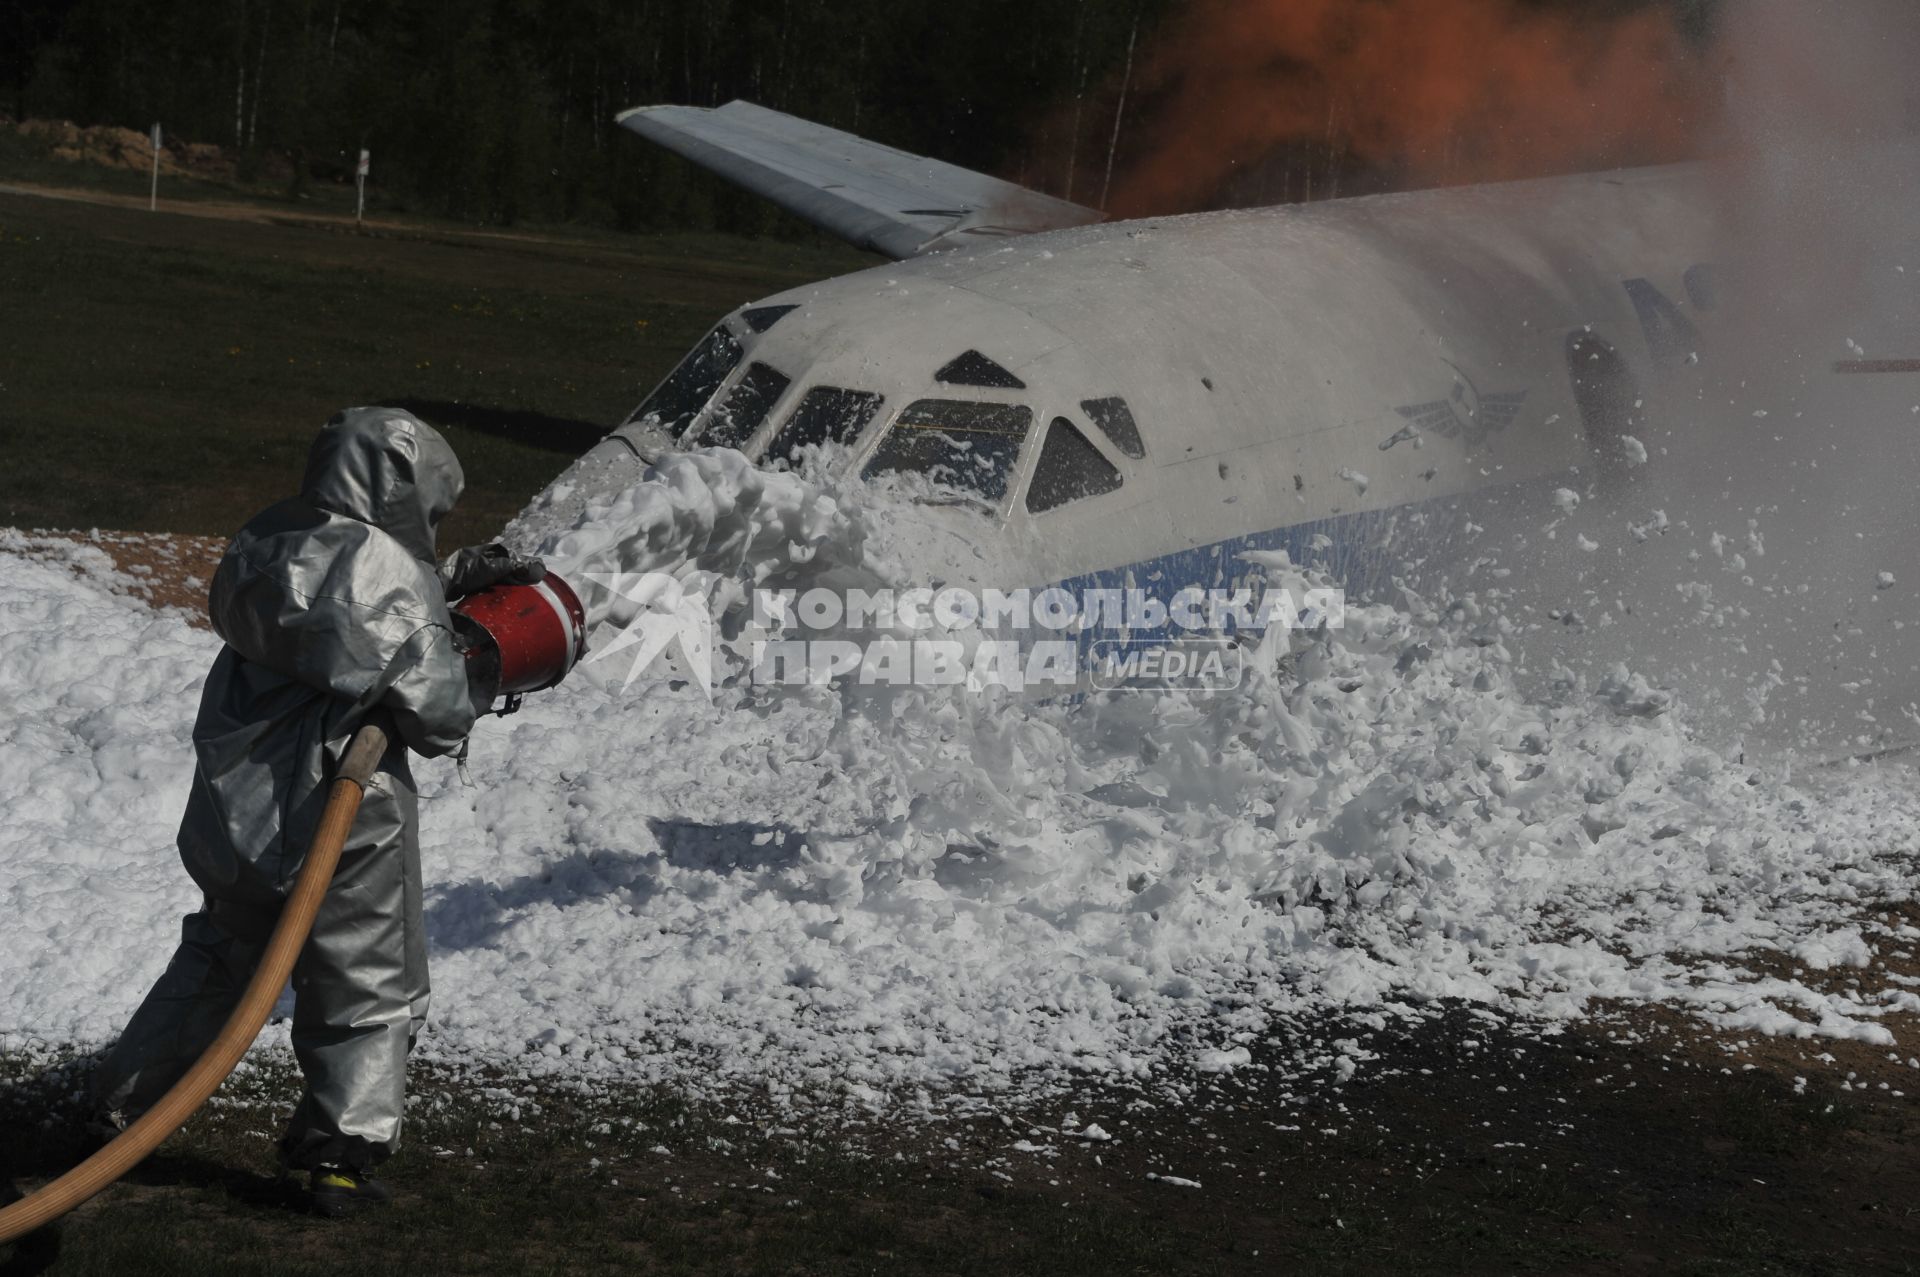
[{"left": 451, "top": 572, "right": 589, "bottom": 710}]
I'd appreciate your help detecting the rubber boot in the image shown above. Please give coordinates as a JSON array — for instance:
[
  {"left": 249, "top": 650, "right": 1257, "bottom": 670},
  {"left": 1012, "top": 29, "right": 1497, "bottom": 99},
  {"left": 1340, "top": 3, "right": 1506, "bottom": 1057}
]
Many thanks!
[
  {"left": 81, "top": 1108, "right": 128, "bottom": 1150},
  {"left": 309, "top": 1166, "right": 393, "bottom": 1218}
]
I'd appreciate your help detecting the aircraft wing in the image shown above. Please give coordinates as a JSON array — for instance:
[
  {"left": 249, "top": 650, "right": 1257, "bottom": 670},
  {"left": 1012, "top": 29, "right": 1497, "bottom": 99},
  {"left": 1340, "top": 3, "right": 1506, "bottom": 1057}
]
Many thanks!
[{"left": 616, "top": 100, "right": 1103, "bottom": 260}]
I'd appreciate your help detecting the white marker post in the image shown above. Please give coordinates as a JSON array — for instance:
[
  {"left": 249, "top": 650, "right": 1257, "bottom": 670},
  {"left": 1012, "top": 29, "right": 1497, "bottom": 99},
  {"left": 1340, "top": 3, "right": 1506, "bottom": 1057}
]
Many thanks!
[
  {"left": 355, "top": 148, "right": 370, "bottom": 225},
  {"left": 149, "top": 123, "right": 161, "bottom": 211}
]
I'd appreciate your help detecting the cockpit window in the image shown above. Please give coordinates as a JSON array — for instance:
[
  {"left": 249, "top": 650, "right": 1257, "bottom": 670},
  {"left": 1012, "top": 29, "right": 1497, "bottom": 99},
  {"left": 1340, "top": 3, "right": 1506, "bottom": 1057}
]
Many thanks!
[
  {"left": 1080, "top": 396, "right": 1146, "bottom": 458},
  {"left": 935, "top": 349, "right": 1026, "bottom": 390},
  {"left": 626, "top": 325, "right": 744, "bottom": 438},
  {"left": 697, "top": 361, "right": 792, "bottom": 449},
  {"left": 741, "top": 303, "right": 800, "bottom": 333},
  {"left": 862, "top": 399, "right": 1032, "bottom": 503},
  {"left": 1026, "top": 417, "right": 1123, "bottom": 514},
  {"left": 766, "top": 386, "right": 885, "bottom": 464}
]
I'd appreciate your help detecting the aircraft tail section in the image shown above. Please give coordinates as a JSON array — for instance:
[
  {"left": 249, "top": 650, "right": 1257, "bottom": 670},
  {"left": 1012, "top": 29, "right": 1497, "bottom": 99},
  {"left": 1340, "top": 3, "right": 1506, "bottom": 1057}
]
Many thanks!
[{"left": 616, "top": 100, "right": 1102, "bottom": 259}]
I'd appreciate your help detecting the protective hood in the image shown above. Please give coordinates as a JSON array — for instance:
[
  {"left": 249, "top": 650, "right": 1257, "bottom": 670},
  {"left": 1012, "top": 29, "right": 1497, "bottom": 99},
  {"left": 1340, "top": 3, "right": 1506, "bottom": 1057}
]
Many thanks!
[
  {"left": 204, "top": 408, "right": 477, "bottom": 759},
  {"left": 302, "top": 408, "right": 464, "bottom": 564}
]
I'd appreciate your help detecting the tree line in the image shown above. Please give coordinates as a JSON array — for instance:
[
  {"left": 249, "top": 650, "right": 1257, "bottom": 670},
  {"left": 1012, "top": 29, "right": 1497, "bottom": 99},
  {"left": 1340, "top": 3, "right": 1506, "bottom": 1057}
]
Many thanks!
[
  {"left": 3, "top": 0, "right": 1724, "bottom": 233},
  {"left": 3, "top": 0, "right": 1173, "bottom": 232}
]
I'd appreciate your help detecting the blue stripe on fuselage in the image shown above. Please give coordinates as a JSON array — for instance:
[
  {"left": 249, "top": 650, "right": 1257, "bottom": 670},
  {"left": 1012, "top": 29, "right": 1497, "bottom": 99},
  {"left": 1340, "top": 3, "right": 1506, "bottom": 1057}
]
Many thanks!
[{"left": 1038, "top": 466, "right": 1573, "bottom": 649}]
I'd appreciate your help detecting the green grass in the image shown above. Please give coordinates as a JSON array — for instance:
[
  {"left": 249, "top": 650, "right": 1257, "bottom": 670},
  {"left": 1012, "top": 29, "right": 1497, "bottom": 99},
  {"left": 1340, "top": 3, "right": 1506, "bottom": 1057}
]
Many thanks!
[{"left": 0, "top": 183, "right": 868, "bottom": 547}]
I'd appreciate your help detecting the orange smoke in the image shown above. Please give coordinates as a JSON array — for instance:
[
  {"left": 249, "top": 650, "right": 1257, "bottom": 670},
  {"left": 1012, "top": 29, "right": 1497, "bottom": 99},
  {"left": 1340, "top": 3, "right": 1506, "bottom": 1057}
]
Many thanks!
[{"left": 1106, "top": 0, "right": 1713, "bottom": 216}]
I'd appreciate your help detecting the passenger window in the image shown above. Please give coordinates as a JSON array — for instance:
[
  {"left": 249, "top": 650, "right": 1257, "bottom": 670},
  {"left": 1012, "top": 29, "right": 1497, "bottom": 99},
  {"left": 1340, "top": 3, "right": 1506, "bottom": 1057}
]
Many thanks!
[
  {"left": 766, "top": 387, "right": 885, "bottom": 464},
  {"left": 1079, "top": 396, "right": 1145, "bottom": 458},
  {"left": 935, "top": 349, "right": 1026, "bottom": 390},
  {"left": 626, "top": 325, "right": 744, "bottom": 439},
  {"left": 698, "top": 362, "right": 792, "bottom": 449},
  {"left": 862, "top": 400, "right": 1033, "bottom": 503},
  {"left": 1025, "top": 417, "right": 1123, "bottom": 514}
]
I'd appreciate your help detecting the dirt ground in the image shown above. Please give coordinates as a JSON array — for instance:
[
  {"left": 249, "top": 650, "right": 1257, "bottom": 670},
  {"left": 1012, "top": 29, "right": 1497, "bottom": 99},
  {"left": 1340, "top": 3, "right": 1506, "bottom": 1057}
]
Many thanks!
[
  {"left": 5, "top": 991, "right": 1919, "bottom": 1275},
  {"left": 34, "top": 529, "right": 227, "bottom": 616},
  {"left": 0, "top": 179, "right": 654, "bottom": 251}
]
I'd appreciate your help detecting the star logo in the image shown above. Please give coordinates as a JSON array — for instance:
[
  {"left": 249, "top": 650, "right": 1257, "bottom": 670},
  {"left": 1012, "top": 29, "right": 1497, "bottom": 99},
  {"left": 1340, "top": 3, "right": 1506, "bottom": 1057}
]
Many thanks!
[{"left": 580, "top": 571, "right": 716, "bottom": 699}]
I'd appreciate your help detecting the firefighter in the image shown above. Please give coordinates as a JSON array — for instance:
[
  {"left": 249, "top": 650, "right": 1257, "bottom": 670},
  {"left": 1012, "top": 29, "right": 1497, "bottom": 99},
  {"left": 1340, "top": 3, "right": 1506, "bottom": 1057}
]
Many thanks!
[{"left": 92, "top": 407, "right": 541, "bottom": 1216}]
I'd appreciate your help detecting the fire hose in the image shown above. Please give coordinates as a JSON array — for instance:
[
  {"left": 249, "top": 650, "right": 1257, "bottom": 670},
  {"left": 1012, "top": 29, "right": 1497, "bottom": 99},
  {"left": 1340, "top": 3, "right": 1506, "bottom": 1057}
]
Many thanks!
[
  {"left": 0, "top": 723, "right": 389, "bottom": 1245},
  {"left": 0, "top": 570, "right": 588, "bottom": 1244}
]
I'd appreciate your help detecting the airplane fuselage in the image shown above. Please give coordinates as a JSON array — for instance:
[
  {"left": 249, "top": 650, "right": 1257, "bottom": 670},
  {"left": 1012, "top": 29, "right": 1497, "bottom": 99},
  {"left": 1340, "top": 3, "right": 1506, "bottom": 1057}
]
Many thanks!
[{"left": 533, "top": 152, "right": 1920, "bottom": 755}]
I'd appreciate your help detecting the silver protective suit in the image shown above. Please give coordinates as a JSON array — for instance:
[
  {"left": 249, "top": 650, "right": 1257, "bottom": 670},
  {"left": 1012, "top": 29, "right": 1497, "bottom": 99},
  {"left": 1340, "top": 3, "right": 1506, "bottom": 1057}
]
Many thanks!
[{"left": 95, "top": 407, "right": 478, "bottom": 1170}]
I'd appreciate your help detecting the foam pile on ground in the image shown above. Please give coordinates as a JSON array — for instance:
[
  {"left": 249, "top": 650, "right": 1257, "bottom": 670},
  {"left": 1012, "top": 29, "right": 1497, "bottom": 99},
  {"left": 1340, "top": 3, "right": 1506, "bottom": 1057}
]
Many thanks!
[
  {"left": 2, "top": 457, "right": 1918, "bottom": 1110},
  {"left": 0, "top": 535, "right": 208, "bottom": 1050}
]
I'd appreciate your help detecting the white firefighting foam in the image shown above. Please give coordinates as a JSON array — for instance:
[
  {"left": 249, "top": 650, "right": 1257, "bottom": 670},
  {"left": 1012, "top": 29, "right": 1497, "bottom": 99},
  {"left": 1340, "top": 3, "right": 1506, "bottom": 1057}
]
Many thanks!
[{"left": 2, "top": 455, "right": 1918, "bottom": 1110}]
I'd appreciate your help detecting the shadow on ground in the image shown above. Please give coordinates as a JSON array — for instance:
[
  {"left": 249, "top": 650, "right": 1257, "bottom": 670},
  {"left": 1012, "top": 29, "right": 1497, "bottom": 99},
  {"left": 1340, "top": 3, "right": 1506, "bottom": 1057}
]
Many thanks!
[
  {"left": 424, "top": 821, "right": 808, "bottom": 953},
  {"left": 384, "top": 400, "right": 609, "bottom": 454}
]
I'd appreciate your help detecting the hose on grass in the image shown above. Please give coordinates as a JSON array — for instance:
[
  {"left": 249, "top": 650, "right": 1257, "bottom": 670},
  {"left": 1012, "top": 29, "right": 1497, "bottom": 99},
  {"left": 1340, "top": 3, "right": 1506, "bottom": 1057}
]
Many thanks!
[{"left": 0, "top": 724, "right": 390, "bottom": 1244}]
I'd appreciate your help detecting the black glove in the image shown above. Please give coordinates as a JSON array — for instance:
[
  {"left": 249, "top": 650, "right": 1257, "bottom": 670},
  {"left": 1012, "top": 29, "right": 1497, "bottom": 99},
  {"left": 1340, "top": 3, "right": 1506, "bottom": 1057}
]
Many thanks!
[
  {"left": 449, "top": 611, "right": 503, "bottom": 715},
  {"left": 440, "top": 542, "right": 545, "bottom": 600}
]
